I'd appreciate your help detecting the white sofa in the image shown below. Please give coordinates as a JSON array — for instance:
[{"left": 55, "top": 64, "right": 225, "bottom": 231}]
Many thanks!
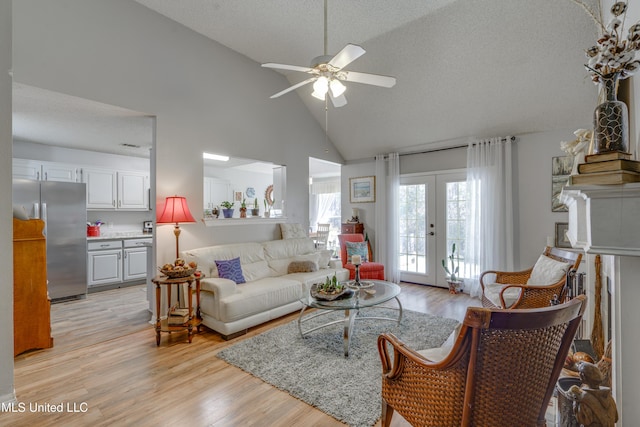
[{"left": 181, "top": 237, "right": 348, "bottom": 339}]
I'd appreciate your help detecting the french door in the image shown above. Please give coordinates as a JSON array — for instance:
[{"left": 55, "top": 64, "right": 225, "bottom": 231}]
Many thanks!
[{"left": 398, "top": 171, "right": 466, "bottom": 287}]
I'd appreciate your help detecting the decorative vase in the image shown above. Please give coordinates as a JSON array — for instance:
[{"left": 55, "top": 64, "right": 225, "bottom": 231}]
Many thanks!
[
  {"left": 447, "top": 280, "right": 463, "bottom": 295},
  {"left": 264, "top": 211, "right": 270, "bottom": 218},
  {"left": 593, "top": 72, "right": 629, "bottom": 154},
  {"left": 251, "top": 208, "right": 259, "bottom": 217},
  {"left": 222, "top": 208, "right": 234, "bottom": 218},
  {"left": 211, "top": 207, "right": 219, "bottom": 218},
  {"left": 239, "top": 208, "right": 247, "bottom": 218}
]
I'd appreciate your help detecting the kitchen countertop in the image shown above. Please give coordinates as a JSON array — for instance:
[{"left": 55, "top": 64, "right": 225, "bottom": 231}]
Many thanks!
[{"left": 87, "top": 231, "right": 153, "bottom": 241}]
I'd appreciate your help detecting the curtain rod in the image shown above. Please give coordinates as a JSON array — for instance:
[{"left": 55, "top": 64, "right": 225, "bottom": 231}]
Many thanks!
[{"left": 396, "top": 136, "right": 516, "bottom": 157}]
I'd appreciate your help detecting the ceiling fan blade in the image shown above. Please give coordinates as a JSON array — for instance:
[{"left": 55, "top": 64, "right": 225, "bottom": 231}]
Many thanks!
[
  {"left": 328, "top": 44, "right": 366, "bottom": 70},
  {"left": 262, "top": 63, "right": 314, "bottom": 73},
  {"left": 270, "top": 77, "right": 317, "bottom": 99},
  {"left": 342, "top": 70, "right": 396, "bottom": 88},
  {"left": 329, "top": 92, "right": 347, "bottom": 108}
]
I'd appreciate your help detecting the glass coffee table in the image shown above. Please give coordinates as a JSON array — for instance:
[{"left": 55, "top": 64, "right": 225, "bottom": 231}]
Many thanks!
[{"left": 298, "top": 280, "right": 402, "bottom": 357}]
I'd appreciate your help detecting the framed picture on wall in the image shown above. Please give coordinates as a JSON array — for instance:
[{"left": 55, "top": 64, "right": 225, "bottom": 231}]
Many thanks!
[
  {"left": 350, "top": 176, "right": 376, "bottom": 203},
  {"left": 555, "top": 222, "right": 571, "bottom": 248},
  {"left": 551, "top": 156, "right": 573, "bottom": 212}
]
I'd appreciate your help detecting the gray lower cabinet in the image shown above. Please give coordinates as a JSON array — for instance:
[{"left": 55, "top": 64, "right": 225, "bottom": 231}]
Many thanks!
[{"left": 88, "top": 238, "right": 151, "bottom": 287}]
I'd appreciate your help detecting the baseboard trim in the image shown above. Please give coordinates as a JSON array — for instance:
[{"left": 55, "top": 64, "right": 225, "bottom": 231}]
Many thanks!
[{"left": 0, "top": 389, "right": 17, "bottom": 407}]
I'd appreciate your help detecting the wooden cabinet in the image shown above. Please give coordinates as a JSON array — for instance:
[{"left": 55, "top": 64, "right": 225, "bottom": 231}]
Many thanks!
[
  {"left": 13, "top": 218, "right": 53, "bottom": 356},
  {"left": 84, "top": 168, "right": 149, "bottom": 210},
  {"left": 341, "top": 222, "right": 364, "bottom": 235}
]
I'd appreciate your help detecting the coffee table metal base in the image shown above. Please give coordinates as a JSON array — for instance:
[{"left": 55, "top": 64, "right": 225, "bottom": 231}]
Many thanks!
[{"left": 297, "top": 297, "right": 403, "bottom": 357}]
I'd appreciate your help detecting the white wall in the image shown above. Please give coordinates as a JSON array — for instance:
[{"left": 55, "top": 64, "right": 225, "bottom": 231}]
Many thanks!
[
  {"left": 12, "top": 0, "right": 344, "bottom": 261},
  {"left": 341, "top": 129, "right": 586, "bottom": 273},
  {"left": 0, "top": 0, "right": 13, "bottom": 404}
]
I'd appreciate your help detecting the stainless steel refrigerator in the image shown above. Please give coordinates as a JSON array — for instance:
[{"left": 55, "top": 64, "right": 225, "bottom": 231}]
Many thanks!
[{"left": 13, "top": 179, "right": 88, "bottom": 300}]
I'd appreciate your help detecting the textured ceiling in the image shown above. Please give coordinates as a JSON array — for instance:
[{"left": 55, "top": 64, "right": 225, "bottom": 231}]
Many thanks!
[
  {"left": 14, "top": 0, "right": 604, "bottom": 161},
  {"left": 135, "top": 0, "right": 604, "bottom": 160}
]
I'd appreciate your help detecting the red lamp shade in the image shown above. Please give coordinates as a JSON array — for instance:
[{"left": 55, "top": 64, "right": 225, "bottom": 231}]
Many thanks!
[{"left": 157, "top": 196, "right": 196, "bottom": 225}]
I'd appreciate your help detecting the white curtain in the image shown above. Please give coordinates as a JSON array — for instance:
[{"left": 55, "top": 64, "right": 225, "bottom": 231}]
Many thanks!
[
  {"left": 465, "top": 137, "right": 514, "bottom": 298},
  {"left": 375, "top": 153, "right": 400, "bottom": 283}
]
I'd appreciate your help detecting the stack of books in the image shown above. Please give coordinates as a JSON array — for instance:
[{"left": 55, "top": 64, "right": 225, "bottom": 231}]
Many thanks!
[
  {"left": 570, "top": 152, "right": 640, "bottom": 185},
  {"left": 168, "top": 307, "right": 191, "bottom": 325}
]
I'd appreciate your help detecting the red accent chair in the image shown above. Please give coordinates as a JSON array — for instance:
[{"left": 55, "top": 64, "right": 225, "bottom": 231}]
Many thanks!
[{"left": 338, "top": 234, "right": 385, "bottom": 280}]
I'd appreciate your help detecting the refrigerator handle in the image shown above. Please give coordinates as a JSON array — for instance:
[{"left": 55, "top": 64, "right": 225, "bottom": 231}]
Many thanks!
[
  {"left": 33, "top": 202, "right": 40, "bottom": 219},
  {"left": 41, "top": 203, "right": 48, "bottom": 236}
]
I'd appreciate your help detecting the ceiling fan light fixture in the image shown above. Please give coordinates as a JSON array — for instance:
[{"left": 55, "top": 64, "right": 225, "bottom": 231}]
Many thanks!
[
  {"left": 312, "top": 76, "right": 329, "bottom": 100},
  {"left": 329, "top": 79, "right": 346, "bottom": 97}
]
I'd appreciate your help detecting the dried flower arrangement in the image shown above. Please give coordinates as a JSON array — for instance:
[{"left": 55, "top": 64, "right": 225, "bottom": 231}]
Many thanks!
[{"left": 572, "top": 1, "right": 640, "bottom": 83}]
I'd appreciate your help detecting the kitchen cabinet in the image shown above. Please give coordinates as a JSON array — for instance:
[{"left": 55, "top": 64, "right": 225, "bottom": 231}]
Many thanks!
[
  {"left": 204, "top": 177, "right": 231, "bottom": 210},
  {"left": 84, "top": 167, "right": 149, "bottom": 210},
  {"left": 88, "top": 238, "right": 151, "bottom": 287},
  {"left": 88, "top": 240, "right": 123, "bottom": 286},
  {"left": 123, "top": 239, "right": 150, "bottom": 281},
  {"left": 13, "top": 158, "right": 78, "bottom": 182}
]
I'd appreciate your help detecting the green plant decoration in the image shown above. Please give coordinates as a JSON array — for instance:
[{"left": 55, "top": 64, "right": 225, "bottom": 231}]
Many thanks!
[
  {"left": 221, "top": 201, "right": 234, "bottom": 209},
  {"left": 442, "top": 243, "right": 460, "bottom": 282}
]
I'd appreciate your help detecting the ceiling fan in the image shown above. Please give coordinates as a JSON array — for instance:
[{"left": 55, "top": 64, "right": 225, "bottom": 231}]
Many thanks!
[{"left": 261, "top": 0, "right": 396, "bottom": 108}]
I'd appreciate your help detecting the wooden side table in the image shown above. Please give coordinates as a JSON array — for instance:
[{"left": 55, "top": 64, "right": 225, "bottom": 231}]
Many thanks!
[
  {"left": 152, "top": 274, "right": 203, "bottom": 346},
  {"left": 341, "top": 222, "right": 364, "bottom": 235}
]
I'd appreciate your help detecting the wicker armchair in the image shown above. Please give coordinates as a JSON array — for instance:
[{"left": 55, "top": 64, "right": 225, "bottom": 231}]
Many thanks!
[
  {"left": 378, "top": 295, "right": 587, "bottom": 427},
  {"left": 480, "top": 246, "right": 582, "bottom": 309}
]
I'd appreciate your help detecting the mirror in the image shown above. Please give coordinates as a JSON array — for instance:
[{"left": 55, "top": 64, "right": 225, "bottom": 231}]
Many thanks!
[{"left": 203, "top": 155, "right": 285, "bottom": 219}]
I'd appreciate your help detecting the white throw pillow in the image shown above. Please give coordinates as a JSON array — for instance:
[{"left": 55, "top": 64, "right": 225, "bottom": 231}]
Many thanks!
[
  {"left": 280, "top": 223, "right": 307, "bottom": 239},
  {"left": 483, "top": 283, "right": 522, "bottom": 308},
  {"left": 418, "top": 323, "right": 462, "bottom": 362},
  {"left": 316, "top": 249, "right": 333, "bottom": 269},
  {"left": 526, "top": 254, "right": 571, "bottom": 286},
  {"left": 292, "top": 253, "right": 321, "bottom": 271}
]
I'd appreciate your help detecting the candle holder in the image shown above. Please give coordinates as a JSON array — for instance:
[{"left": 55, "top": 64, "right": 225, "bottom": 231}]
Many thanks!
[{"left": 354, "top": 264, "right": 361, "bottom": 286}]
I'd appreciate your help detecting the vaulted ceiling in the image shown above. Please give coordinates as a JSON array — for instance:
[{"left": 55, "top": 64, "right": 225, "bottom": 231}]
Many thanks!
[
  {"left": 13, "top": 0, "right": 604, "bottom": 161},
  {"left": 134, "top": 0, "right": 603, "bottom": 160}
]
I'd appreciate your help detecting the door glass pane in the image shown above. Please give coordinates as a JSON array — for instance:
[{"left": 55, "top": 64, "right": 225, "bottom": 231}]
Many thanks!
[
  {"left": 399, "top": 184, "right": 426, "bottom": 273},
  {"left": 445, "top": 181, "right": 467, "bottom": 279}
]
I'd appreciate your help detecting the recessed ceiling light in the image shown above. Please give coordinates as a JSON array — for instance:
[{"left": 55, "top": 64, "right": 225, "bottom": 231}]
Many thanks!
[{"left": 203, "top": 152, "right": 229, "bottom": 161}]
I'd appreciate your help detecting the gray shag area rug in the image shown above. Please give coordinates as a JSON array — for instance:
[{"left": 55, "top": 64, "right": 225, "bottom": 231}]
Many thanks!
[{"left": 217, "top": 307, "right": 459, "bottom": 427}]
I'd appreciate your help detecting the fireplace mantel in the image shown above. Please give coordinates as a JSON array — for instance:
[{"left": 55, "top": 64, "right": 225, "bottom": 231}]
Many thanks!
[
  {"left": 560, "top": 182, "right": 640, "bottom": 425},
  {"left": 561, "top": 183, "right": 640, "bottom": 255}
]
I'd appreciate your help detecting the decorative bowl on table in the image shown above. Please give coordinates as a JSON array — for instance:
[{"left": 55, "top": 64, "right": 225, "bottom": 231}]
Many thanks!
[
  {"left": 310, "top": 283, "right": 352, "bottom": 301},
  {"left": 345, "top": 280, "right": 375, "bottom": 289},
  {"left": 160, "top": 266, "right": 196, "bottom": 278}
]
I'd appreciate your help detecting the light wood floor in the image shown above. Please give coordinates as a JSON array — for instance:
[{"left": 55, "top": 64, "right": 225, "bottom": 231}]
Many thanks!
[{"left": 7, "top": 283, "right": 551, "bottom": 426}]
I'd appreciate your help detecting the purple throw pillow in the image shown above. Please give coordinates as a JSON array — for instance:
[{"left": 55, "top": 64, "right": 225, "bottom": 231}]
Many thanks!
[{"left": 215, "top": 257, "right": 246, "bottom": 284}]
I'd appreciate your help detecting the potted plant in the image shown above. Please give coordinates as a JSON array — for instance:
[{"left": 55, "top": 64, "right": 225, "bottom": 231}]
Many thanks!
[
  {"left": 251, "top": 199, "right": 260, "bottom": 217},
  {"left": 239, "top": 199, "right": 247, "bottom": 218},
  {"left": 220, "top": 201, "right": 234, "bottom": 218},
  {"left": 263, "top": 199, "right": 272, "bottom": 218},
  {"left": 442, "top": 243, "right": 463, "bottom": 294}
]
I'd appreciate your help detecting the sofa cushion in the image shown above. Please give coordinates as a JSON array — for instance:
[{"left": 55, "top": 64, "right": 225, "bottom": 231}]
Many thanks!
[
  {"left": 182, "top": 242, "right": 270, "bottom": 281},
  {"left": 263, "top": 238, "right": 317, "bottom": 275},
  {"left": 280, "top": 223, "right": 307, "bottom": 239},
  {"left": 288, "top": 260, "right": 318, "bottom": 273},
  {"left": 526, "top": 254, "right": 571, "bottom": 285},
  {"left": 345, "top": 241, "right": 368, "bottom": 263},
  {"left": 218, "top": 277, "right": 302, "bottom": 323},
  {"left": 215, "top": 257, "right": 246, "bottom": 284}
]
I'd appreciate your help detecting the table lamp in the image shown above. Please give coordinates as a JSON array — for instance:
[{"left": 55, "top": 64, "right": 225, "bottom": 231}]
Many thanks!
[{"left": 157, "top": 195, "right": 196, "bottom": 258}]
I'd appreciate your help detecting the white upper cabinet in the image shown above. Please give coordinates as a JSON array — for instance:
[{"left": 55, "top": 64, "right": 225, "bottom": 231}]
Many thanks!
[
  {"left": 42, "top": 162, "right": 79, "bottom": 182},
  {"left": 203, "top": 177, "right": 231, "bottom": 210},
  {"left": 13, "top": 159, "right": 78, "bottom": 182},
  {"left": 118, "top": 171, "right": 149, "bottom": 210},
  {"left": 84, "top": 168, "right": 118, "bottom": 209},
  {"left": 83, "top": 168, "right": 149, "bottom": 211}
]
